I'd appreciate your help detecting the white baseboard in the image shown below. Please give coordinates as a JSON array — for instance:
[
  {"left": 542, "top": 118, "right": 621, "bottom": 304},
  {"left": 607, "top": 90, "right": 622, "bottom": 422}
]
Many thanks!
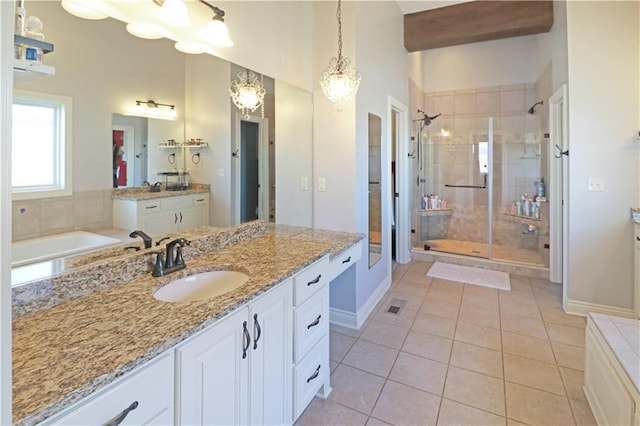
[
  {"left": 330, "top": 276, "right": 391, "bottom": 330},
  {"left": 565, "top": 299, "right": 636, "bottom": 318}
]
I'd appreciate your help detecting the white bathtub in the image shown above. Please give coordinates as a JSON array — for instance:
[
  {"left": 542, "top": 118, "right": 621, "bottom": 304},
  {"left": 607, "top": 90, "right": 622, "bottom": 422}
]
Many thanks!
[{"left": 12, "top": 231, "right": 122, "bottom": 267}]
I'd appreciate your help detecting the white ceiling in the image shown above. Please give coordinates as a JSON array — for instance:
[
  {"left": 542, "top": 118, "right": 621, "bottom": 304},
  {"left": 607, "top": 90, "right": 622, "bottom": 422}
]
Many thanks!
[{"left": 395, "top": 0, "right": 472, "bottom": 15}]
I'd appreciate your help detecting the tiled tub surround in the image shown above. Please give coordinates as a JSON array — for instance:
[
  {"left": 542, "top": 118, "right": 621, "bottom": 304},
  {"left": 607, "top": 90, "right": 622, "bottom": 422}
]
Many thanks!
[
  {"left": 12, "top": 189, "right": 114, "bottom": 241},
  {"left": 11, "top": 184, "right": 210, "bottom": 241},
  {"left": 12, "top": 221, "right": 265, "bottom": 315},
  {"left": 12, "top": 222, "right": 364, "bottom": 424}
]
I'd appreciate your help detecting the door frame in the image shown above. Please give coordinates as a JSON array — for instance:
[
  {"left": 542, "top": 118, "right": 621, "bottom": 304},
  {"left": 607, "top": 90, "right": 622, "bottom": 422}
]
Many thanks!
[
  {"left": 112, "top": 125, "right": 135, "bottom": 187},
  {"left": 549, "top": 85, "right": 569, "bottom": 296},
  {"left": 388, "top": 96, "right": 410, "bottom": 264},
  {"left": 234, "top": 113, "right": 269, "bottom": 224}
]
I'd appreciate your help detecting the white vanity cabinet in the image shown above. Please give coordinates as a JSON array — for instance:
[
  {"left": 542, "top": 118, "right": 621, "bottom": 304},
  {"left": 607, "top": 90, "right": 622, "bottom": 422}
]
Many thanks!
[
  {"left": 328, "top": 241, "right": 362, "bottom": 281},
  {"left": 292, "top": 255, "right": 332, "bottom": 421},
  {"left": 176, "top": 280, "right": 293, "bottom": 426},
  {"left": 40, "top": 352, "right": 174, "bottom": 426},
  {"left": 113, "top": 193, "right": 209, "bottom": 237}
]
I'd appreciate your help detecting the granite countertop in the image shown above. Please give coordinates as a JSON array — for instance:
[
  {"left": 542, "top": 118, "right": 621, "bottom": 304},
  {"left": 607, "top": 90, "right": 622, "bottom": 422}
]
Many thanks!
[
  {"left": 589, "top": 313, "right": 640, "bottom": 393},
  {"left": 13, "top": 226, "right": 364, "bottom": 425},
  {"left": 111, "top": 183, "right": 209, "bottom": 201}
]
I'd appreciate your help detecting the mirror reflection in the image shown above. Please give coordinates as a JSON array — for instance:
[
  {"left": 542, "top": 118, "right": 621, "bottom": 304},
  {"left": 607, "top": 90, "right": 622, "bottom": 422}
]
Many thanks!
[
  {"left": 10, "top": 1, "right": 314, "bottom": 284},
  {"left": 368, "top": 113, "right": 382, "bottom": 268}
]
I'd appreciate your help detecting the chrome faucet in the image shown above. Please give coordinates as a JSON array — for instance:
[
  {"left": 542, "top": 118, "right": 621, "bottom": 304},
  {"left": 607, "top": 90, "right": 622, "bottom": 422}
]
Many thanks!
[
  {"left": 129, "top": 230, "right": 153, "bottom": 249},
  {"left": 152, "top": 238, "right": 191, "bottom": 277}
]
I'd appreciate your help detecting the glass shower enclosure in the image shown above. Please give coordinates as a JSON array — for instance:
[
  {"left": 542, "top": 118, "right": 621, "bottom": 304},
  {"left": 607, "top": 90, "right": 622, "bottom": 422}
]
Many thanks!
[{"left": 412, "top": 112, "right": 548, "bottom": 267}]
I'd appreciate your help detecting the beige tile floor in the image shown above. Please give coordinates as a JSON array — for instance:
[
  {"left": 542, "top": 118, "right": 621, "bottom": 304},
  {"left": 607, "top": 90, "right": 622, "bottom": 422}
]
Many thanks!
[{"left": 296, "top": 260, "right": 595, "bottom": 426}]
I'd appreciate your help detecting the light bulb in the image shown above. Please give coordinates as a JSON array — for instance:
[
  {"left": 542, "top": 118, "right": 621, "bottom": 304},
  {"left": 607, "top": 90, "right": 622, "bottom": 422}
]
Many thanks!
[
  {"left": 61, "top": 0, "right": 107, "bottom": 20},
  {"left": 206, "top": 19, "right": 233, "bottom": 47},
  {"left": 160, "top": 0, "right": 189, "bottom": 27},
  {"left": 238, "top": 88, "right": 259, "bottom": 109},
  {"left": 328, "top": 74, "right": 351, "bottom": 98},
  {"left": 174, "top": 41, "right": 206, "bottom": 55},
  {"left": 126, "top": 22, "right": 165, "bottom": 39}
]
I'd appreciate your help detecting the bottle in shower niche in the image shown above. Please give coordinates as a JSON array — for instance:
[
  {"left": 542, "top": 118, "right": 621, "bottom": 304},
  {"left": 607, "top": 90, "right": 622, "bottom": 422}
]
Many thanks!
[
  {"left": 535, "top": 178, "right": 545, "bottom": 198},
  {"left": 421, "top": 194, "right": 427, "bottom": 210}
]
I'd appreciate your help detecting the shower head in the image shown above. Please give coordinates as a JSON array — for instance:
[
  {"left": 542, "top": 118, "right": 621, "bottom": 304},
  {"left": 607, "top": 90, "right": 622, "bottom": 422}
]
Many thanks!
[
  {"left": 527, "top": 101, "right": 544, "bottom": 114},
  {"left": 415, "top": 110, "right": 441, "bottom": 127}
]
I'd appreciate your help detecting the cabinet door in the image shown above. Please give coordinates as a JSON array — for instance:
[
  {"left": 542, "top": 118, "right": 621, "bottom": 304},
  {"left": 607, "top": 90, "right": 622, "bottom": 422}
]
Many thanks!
[
  {"left": 178, "top": 206, "right": 208, "bottom": 231},
  {"left": 249, "top": 280, "right": 293, "bottom": 425},
  {"left": 176, "top": 308, "right": 249, "bottom": 426},
  {"left": 141, "top": 210, "right": 177, "bottom": 237}
]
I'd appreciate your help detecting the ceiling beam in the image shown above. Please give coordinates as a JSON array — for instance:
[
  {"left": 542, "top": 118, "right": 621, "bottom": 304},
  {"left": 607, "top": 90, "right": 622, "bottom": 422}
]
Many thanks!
[{"left": 404, "top": 0, "right": 554, "bottom": 52}]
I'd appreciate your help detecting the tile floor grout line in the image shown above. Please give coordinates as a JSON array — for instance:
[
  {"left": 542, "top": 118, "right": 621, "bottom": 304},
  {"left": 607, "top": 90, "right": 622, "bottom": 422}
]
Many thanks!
[
  {"left": 498, "top": 284, "right": 510, "bottom": 424},
  {"left": 305, "top": 261, "right": 594, "bottom": 426},
  {"left": 435, "top": 278, "right": 465, "bottom": 426}
]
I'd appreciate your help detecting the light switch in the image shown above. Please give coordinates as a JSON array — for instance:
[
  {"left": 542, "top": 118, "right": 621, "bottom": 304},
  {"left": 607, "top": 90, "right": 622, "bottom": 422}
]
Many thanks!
[
  {"left": 300, "top": 176, "right": 309, "bottom": 191},
  {"left": 587, "top": 177, "right": 605, "bottom": 192},
  {"left": 318, "top": 177, "right": 326, "bottom": 192},
  {"left": 218, "top": 168, "right": 225, "bottom": 177}
]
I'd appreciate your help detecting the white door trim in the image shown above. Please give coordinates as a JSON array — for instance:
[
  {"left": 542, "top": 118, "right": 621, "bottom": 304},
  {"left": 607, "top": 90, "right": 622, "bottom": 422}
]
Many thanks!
[
  {"left": 388, "top": 96, "right": 410, "bottom": 264},
  {"left": 233, "top": 114, "right": 269, "bottom": 224},
  {"left": 549, "top": 85, "right": 569, "bottom": 295},
  {"left": 113, "top": 125, "right": 135, "bottom": 187},
  {"left": 1, "top": 1, "right": 13, "bottom": 422}
]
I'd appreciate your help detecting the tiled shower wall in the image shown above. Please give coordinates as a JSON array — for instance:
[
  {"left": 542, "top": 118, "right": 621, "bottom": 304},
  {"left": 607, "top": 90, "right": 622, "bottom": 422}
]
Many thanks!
[
  {"left": 12, "top": 190, "right": 113, "bottom": 241},
  {"left": 410, "top": 62, "right": 552, "bottom": 266}
]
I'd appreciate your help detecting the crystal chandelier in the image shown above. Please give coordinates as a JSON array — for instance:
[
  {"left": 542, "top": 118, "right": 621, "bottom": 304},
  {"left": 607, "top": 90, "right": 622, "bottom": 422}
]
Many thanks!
[
  {"left": 320, "top": 0, "right": 361, "bottom": 111},
  {"left": 230, "top": 69, "right": 266, "bottom": 119}
]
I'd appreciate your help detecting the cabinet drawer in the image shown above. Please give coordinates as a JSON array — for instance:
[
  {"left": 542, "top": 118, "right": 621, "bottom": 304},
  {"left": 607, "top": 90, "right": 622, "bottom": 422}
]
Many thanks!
[
  {"left": 193, "top": 194, "right": 209, "bottom": 206},
  {"left": 44, "top": 352, "right": 174, "bottom": 425},
  {"left": 139, "top": 199, "right": 162, "bottom": 214},
  {"left": 294, "top": 284, "right": 329, "bottom": 362},
  {"left": 329, "top": 242, "right": 362, "bottom": 281},
  {"left": 293, "top": 256, "right": 330, "bottom": 306},
  {"left": 293, "top": 336, "right": 329, "bottom": 420},
  {"left": 161, "top": 194, "right": 193, "bottom": 210}
]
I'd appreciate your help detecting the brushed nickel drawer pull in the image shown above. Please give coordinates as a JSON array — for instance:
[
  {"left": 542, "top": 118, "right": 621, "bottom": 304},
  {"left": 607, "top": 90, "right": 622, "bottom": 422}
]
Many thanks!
[
  {"left": 196, "top": 198, "right": 205, "bottom": 202},
  {"left": 307, "top": 315, "right": 322, "bottom": 330},
  {"left": 306, "top": 365, "right": 321, "bottom": 383},
  {"left": 307, "top": 275, "right": 322, "bottom": 286},
  {"left": 145, "top": 205, "right": 158, "bottom": 209}
]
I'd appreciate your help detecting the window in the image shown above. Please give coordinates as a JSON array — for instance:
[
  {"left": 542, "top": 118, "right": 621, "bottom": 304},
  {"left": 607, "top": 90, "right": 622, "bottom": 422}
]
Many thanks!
[{"left": 12, "top": 91, "right": 72, "bottom": 200}]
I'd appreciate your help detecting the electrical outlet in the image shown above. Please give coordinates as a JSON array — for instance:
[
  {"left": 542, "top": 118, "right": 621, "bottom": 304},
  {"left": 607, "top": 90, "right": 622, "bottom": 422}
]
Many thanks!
[
  {"left": 218, "top": 168, "right": 224, "bottom": 177},
  {"left": 587, "top": 177, "right": 605, "bottom": 192},
  {"left": 318, "top": 177, "right": 326, "bottom": 192},
  {"left": 300, "top": 176, "right": 309, "bottom": 191}
]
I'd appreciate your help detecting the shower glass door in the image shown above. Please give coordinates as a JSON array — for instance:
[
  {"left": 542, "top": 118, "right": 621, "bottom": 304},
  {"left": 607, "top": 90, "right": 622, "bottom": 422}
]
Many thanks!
[{"left": 415, "top": 117, "right": 494, "bottom": 259}]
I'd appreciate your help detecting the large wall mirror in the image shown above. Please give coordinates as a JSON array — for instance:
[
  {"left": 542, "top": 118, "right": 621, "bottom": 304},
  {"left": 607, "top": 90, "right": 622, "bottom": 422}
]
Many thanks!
[
  {"left": 10, "top": 1, "right": 314, "bottom": 281},
  {"left": 368, "top": 113, "right": 382, "bottom": 268}
]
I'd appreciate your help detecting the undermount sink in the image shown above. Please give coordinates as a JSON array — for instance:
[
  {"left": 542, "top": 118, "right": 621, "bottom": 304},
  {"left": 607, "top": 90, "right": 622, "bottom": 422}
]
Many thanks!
[{"left": 153, "top": 270, "right": 249, "bottom": 303}]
